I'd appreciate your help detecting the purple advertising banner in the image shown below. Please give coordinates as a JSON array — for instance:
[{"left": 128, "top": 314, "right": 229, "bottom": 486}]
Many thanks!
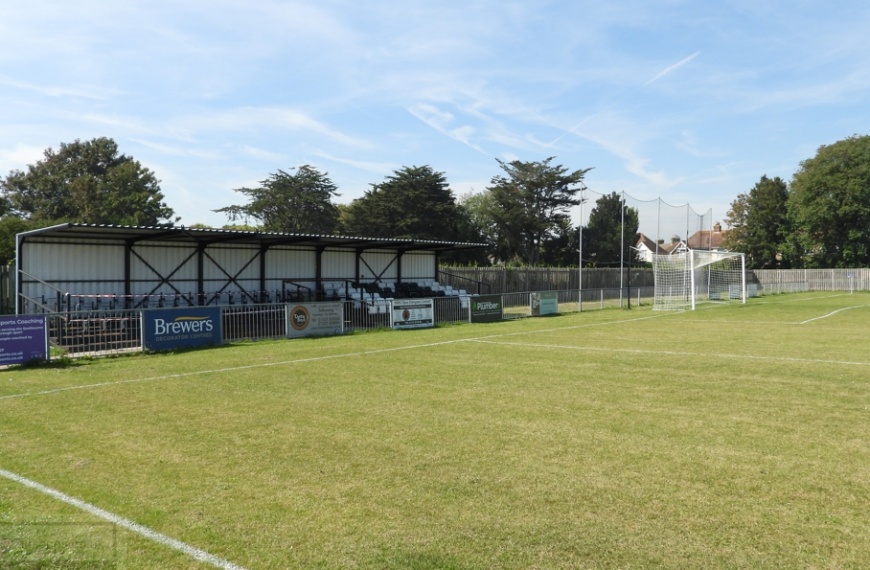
[{"left": 0, "top": 315, "right": 48, "bottom": 365}]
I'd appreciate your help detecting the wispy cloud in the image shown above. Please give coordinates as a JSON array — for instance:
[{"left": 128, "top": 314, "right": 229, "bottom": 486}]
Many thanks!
[
  {"left": 406, "top": 103, "right": 487, "bottom": 154},
  {"left": 0, "top": 143, "right": 45, "bottom": 174},
  {"left": 131, "top": 139, "right": 225, "bottom": 161},
  {"left": 179, "top": 106, "right": 374, "bottom": 150},
  {"left": 311, "top": 150, "right": 397, "bottom": 175},
  {"left": 1, "top": 1, "right": 869, "bottom": 228},
  {"left": 0, "top": 75, "right": 117, "bottom": 100},
  {"left": 645, "top": 51, "right": 701, "bottom": 86}
]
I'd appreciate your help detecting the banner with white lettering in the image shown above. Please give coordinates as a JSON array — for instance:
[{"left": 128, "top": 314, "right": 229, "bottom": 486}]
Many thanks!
[
  {"left": 470, "top": 295, "right": 504, "bottom": 323},
  {"left": 287, "top": 303, "right": 344, "bottom": 338},
  {"left": 391, "top": 298, "right": 434, "bottom": 330},
  {"left": 0, "top": 315, "right": 48, "bottom": 365},
  {"left": 143, "top": 307, "right": 222, "bottom": 351}
]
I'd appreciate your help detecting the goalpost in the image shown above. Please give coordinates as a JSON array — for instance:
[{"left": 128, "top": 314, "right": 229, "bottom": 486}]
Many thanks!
[{"left": 653, "top": 249, "right": 746, "bottom": 311}]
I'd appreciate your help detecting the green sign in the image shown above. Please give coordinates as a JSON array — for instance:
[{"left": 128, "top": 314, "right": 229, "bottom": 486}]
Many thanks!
[{"left": 470, "top": 295, "right": 503, "bottom": 323}]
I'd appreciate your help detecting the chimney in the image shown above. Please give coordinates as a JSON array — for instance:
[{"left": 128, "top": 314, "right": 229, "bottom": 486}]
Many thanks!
[{"left": 713, "top": 222, "right": 722, "bottom": 233}]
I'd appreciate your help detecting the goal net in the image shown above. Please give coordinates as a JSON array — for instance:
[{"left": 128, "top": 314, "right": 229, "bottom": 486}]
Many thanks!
[{"left": 653, "top": 250, "right": 746, "bottom": 311}]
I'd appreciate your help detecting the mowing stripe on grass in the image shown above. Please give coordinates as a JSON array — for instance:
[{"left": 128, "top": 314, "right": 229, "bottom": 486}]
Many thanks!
[
  {"left": 0, "top": 467, "right": 249, "bottom": 570},
  {"left": 0, "top": 339, "right": 470, "bottom": 402},
  {"left": 0, "top": 313, "right": 672, "bottom": 403},
  {"left": 469, "top": 339, "right": 870, "bottom": 367}
]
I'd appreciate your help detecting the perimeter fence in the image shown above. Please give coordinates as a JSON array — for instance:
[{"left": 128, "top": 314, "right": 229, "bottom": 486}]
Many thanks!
[
  {"left": 11, "top": 266, "right": 869, "bottom": 360},
  {"left": 38, "top": 286, "right": 646, "bottom": 358}
]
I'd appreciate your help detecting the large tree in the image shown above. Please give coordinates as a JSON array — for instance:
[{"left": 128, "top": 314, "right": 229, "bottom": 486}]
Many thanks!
[
  {"left": 734, "top": 175, "right": 790, "bottom": 269},
  {"left": 538, "top": 217, "right": 581, "bottom": 267},
  {"left": 722, "top": 192, "right": 749, "bottom": 251},
  {"left": 787, "top": 134, "right": 870, "bottom": 268},
  {"left": 582, "top": 192, "right": 640, "bottom": 267},
  {"left": 0, "top": 216, "right": 39, "bottom": 265},
  {"left": 484, "top": 157, "right": 590, "bottom": 265},
  {"left": 342, "top": 165, "right": 464, "bottom": 241},
  {"left": 1, "top": 137, "right": 176, "bottom": 226},
  {"left": 215, "top": 165, "right": 340, "bottom": 234},
  {"left": 458, "top": 191, "right": 505, "bottom": 262}
]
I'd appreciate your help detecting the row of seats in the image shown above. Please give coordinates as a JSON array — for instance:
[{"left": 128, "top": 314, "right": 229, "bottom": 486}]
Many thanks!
[
  {"left": 63, "top": 290, "right": 293, "bottom": 311},
  {"left": 50, "top": 281, "right": 472, "bottom": 314},
  {"left": 323, "top": 280, "right": 474, "bottom": 314},
  {"left": 325, "top": 280, "right": 470, "bottom": 300}
]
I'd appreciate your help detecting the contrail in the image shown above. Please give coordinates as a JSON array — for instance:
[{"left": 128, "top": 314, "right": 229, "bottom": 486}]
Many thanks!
[{"left": 645, "top": 51, "right": 701, "bottom": 85}]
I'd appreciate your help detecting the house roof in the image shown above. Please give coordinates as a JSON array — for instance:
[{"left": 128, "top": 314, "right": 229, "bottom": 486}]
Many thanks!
[
  {"left": 635, "top": 233, "right": 678, "bottom": 255},
  {"left": 687, "top": 224, "right": 728, "bottom": 250}
]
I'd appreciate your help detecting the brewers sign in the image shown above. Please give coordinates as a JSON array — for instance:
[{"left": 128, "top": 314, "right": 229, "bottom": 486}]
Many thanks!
[{"left": 143, "top": 307, "right": 222, "bottom": 351}]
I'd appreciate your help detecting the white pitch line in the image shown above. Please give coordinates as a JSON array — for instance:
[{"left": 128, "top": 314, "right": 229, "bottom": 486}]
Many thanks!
[
  {"left": 469, "top": 339, "right": 870, "bottom": 367},
  {"left": 0, "top": 468, "right": 249, "bottom": 570},
  {"left": 800, "top": 304, "right": 870, "bottom": 324},
  {"left": 0, "top": 313, "right": 670, "bottom": 402}
]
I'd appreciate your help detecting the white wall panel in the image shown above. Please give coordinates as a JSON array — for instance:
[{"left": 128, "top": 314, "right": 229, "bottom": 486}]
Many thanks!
[
  {"left": 23, "top": 241, "right": 125, "bottom": 282},
  {"left": 130, "top": 244, "right": 199, "bottom": 281},
  {"left": 202, "top": 245, "right": 261, "bottom": 283},
  {"left": 266, "top": 248, "right": 317, "bottom": 279},
  {"left": 359, "top": 250, "right": 399, "bottom": 282},
  {"left": 321, "top": 249, "right": 356, "bottom": 281},
  {"left": 401, "top": 251, "right": 437, "bottom": 280},
  {"left": 264, "top": 248, "right": 317, "bottom": 292}
]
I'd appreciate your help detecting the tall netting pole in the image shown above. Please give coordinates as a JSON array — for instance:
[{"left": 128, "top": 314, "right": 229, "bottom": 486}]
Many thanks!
[
  {"left": 689, "top": 249, "right": 697, "bottom": 310},
  {"left": 578, "top": 193, "right": 583, "bottom": 312},
  {"left": 619, "top": 190, "right": 625, "bottom": 307},
  {"left": 577, "top": 183, "right": 589, "bottom": 312},
  {"left": 655, "top": 197, "right": 661, "bottom": 289}
]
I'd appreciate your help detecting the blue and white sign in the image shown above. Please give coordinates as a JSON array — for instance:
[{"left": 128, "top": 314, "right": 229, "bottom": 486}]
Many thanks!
[
  {"left": 143, "top": 307, "right": 222, "bottom": 351},
  {"left": 0, "top": 315, "right": 48, "bottom": 365}
]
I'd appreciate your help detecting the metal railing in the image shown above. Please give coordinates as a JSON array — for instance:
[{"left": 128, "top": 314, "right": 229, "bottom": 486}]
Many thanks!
[
  {"left": 49, "top": 309, "right": 142, "bottom": 357},
  {"left": 36, "top": 286, "right": 659, "bottom": 358}
]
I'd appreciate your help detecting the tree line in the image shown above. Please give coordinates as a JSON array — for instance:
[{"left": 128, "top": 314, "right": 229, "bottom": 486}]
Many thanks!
[
  {"left": 723, "top": 134, "right": 870, "bottom": 269},
  {"left": 0, "top": 137, "right": 640, "bottom": 267},
  {"left": 3, "top": 133, "right": 867, "bottom": 269}
]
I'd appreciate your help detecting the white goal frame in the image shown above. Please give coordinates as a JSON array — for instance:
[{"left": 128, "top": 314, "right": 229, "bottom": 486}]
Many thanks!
[{"left": 652, "top": 250, "right": 746, "bottom": 311}]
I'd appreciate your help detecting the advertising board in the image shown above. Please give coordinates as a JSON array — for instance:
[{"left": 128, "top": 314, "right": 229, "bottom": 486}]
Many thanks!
[
  {"left": 143, "top": 307, "right": 222, "bottom": 351},
  {"left": 391, "top": 298, "right": 434, "bottom": 330},
  {"left": 531, "top": 291, "right": 559, "bottom": 316},
  {"left": 287, "top": 303, "right": 344, "bottom": 338},
  {"left": 0, "top": 315, "right": 48, "bottom": 365},
  {"left": 470, "top": 295, "right": 504, "bottom": 323}
]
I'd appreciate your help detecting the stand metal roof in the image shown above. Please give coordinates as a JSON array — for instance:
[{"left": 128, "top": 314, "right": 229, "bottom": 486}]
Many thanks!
[{"left": 18, "top": 223, "right": 489, "bottom": 252}]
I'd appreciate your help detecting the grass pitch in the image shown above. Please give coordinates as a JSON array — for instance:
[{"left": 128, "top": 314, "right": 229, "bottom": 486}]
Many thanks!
[{"left": 1, "top": 292, "right": 869, "bottom": 569}]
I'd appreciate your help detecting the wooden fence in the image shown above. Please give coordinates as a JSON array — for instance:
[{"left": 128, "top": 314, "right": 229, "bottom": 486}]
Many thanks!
[
  {"left": 437, "top": 266, "right": 655, "bottom": 295},
  {"left": 439, "top": 266, "right": 870, "bottom": 295}
]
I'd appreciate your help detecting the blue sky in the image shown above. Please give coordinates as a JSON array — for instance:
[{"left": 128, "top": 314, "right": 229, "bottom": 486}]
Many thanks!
[{"left": 1, "top": 1, "right": 868, "bottom": 235}]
